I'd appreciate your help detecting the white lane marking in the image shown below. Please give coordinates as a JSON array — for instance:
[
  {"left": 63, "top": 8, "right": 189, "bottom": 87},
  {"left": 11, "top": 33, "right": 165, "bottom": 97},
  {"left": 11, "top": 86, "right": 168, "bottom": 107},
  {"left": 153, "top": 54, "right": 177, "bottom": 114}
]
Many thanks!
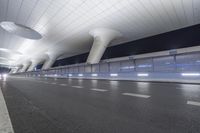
[
  {"left": 91, "top": 88, "right": 108, "bottom": 92},
  {"left": 0, "top": 87, "right": 15, "bottom": 133},
  {"left": 72, "top": 86, "right": 83, "bottom": 88},
  {"left": 187, "top": 101, "right": 200, "bottom": 106},
  {"left": 122, "top": 93, "right": 150, "bottom": 98},
  {"left": 41, "top": 81, "right": 49, "bottom": 84},
  {"left": 39, "top": 81, "right": 46, "bottom": 83},
  {"left": 51, "top": 82, "right": 57, "bottom": 85},
  {"left": 60, "top": 84, "right": 67, "bottom": 86}
]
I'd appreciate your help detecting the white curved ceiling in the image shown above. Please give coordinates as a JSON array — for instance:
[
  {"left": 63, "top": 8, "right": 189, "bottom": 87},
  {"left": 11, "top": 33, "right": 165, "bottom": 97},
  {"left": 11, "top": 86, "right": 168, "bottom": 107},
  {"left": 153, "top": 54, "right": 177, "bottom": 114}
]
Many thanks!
[{"left": 0, "top": 0, "right": 200, "bottom": 67}]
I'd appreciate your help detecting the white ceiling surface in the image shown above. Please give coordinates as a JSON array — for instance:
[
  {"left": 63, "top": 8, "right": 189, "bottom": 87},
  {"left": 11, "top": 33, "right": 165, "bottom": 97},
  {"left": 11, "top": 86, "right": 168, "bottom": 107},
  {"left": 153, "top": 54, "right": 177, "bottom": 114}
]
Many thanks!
[{"left": 0, "top": 0, "right": 200, "bottom": 66}]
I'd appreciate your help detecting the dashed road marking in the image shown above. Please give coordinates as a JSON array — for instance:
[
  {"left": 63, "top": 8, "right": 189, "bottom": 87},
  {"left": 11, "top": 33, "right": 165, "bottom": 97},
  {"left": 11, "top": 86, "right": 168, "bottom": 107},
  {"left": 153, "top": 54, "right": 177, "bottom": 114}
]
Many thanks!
[
  {"left": 37, "top": 81, "right": 44, "bottom": 83},
  {"left": 122, "top": 93, "right": 150, "bottom": 98},
  {"left": 60, "top": 84, "right": 67, "bottom": 86},
  {"left": 42, "top": 81, "right": 49, "bottom": 84},
  {"left": 72, "top": 86, "right": 83, "bottom": 88},
  {"left": 0, "top": 87, "right": 15, "bottom": 133},
  {"left": 187, "top": 101, "right": 200, "bottom": 106},
  {"left": 91, "top": 88, "right": 108, "bottom": 92},
  {"left": 51, "top": 82, "right": 57, "bottom": 85}
]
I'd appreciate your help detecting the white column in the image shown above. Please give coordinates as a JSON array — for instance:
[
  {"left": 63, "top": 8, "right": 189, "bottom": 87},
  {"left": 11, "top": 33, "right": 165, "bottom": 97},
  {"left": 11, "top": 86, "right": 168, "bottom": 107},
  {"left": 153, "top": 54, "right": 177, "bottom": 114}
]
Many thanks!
[
  {"left": 16, "top": 68, "right": 21, "bottom": 73},
  {"left": 20, "top": 62, "right": 31, "bottom": 72},
  {"left": 27, "top": 63, "right": 37, "bottom": 71},
  {"left": 42, "top": 55, "right": 57, "bottom": 70},
  {"left": 27, "top": 59, "right": 44, "bottom": 71},
  {"left": 9, "top": 69, "right": 15, "bottom": 73},
  {"left": 15, "top": 65, "right": 22, "bottom": 73},
  {"left": 86, "top": 28, "right": 122, "bottom": 64}
]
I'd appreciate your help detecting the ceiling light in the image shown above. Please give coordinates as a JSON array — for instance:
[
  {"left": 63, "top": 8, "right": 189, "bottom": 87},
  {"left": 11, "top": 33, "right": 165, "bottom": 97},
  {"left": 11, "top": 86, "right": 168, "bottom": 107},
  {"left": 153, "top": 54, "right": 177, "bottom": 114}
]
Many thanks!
[
  {"left": 0, "top": 21, "right": 42, "bottom": 40},
  {"left": 3, "top": 74, "right": 8, "bottom": 78},
  {"left": 78, "top": 74, "right": 83, "bottom": 77},
  {"left": 181, "top": 73, "right": 200, "bottom": 76},
  {"left": 91, "top": 73, "right": 98, "bottom": 77},
  {"left": 110, "top": 73, "right": 118, "bottom": 77},
  {"left": 137, "top": 73, "right": 149, "bottom": 77}
]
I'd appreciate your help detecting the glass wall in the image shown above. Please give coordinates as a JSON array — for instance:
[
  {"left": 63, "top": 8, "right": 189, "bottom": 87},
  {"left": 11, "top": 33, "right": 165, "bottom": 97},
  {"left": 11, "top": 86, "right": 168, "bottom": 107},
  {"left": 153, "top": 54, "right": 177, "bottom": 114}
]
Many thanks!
[
  {"left": 19, "top": 51, "right": 200, "bottom": 76},
  {"left": 135, "top": 58, "right": 153, "bottom": 72},
  {"left": 153, "top": 56, "right": 175, "bottom": 72},
  {"left": 176, "top": 53, "right": 200, "bottom": 72}
]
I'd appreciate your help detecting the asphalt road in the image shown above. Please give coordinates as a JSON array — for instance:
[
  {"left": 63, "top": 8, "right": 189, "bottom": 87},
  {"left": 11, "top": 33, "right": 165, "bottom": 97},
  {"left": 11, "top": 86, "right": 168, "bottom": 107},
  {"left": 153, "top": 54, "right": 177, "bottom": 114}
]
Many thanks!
[{"left": 1, "top": 76, "right": 200, "bottom": 133}]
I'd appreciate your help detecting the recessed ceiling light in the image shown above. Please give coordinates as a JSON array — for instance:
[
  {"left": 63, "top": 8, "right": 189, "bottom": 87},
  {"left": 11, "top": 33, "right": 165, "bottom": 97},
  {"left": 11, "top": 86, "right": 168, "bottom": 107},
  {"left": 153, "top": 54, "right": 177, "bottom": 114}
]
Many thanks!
[{"left": 0, "top": 21, "right": 42, "bottom": 40}]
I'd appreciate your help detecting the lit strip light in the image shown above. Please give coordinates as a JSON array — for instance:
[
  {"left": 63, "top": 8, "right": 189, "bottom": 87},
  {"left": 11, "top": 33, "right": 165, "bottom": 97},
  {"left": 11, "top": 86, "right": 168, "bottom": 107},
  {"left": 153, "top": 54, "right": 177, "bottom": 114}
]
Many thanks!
[
  {"left": 91, "top": 73, "right": 98, "bottom": 77},
  {"left": 3, "top": 74, "right": 7, "bottom": 78},
  {"left": 110, "top": 73, "right": 118, "bottom": 77},
  {"left": 181, "top": 73, "right": 200, "bottom": 76},
  {"left": 137, "top": 73, "right": 149, "bottom": 77},
  {"left": 78, "top": 74, "right": 83, "bottom": 77},
  {"left": 68, "top": 74, "right": 72, "bottom": 77}
]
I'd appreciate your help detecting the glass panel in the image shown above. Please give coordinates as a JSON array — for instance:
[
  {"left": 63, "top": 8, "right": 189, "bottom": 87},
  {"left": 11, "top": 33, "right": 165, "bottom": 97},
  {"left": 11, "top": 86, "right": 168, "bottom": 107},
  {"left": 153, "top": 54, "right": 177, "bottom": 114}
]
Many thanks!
[
  {"left": 69, "top": 67, "right": 74, "bottom": 73},
  {"left": 92, "top": 64, "right": 99, "bottom": 72},
  {"left": 85, "top": 65, "right": 92, "bottom": 73},
  {"left": 79, "top": 66, "right": 85, "bottom": 73},
  {"left": 73, "top": 66, "right": 78, "bottom": 73},
  {"left": 120, "top": 60, "right": 135, "bottom": 72},
  {"left": 176, "top": 52, "right": 200, "bottom": 72},
  {"left": 65, "top": 68, "right": 69, "bottom": 73},
  {"left": 153, "top": 56, "right": 175, "bottom": 72},
  {"left": 110, "top": 62, "right": 121, "bottom": 72},
  {"left": 100, "top": 63, "right": 109, "bottom": 72},
  {"left": 135, "top": 58, "right": 153, "bottom": 72}
]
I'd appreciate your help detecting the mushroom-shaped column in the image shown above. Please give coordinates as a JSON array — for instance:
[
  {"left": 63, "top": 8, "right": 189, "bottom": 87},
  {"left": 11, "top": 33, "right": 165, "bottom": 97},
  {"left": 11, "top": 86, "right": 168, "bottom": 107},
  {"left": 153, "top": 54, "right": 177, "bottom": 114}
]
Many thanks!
[
  {"left": 15, "top": 65, "right": 23, "bottom": 73},
  {"left": 27, "top": 57, "right": 46, "bottom": 71},
  {"left": 87, "top": 28, "right": 122, "bottom": 64},
  {"left": 9, "top": 69, "right": 15, "bottom": 73},
  {"left": 28, "top": 60, "right": 41, "bottom": 71},
  {"left": 20, "top": 61, "right": 31, "bottom": 72},
  {"left": 42, "top": 53, "right": 59, "bottom": 70}
]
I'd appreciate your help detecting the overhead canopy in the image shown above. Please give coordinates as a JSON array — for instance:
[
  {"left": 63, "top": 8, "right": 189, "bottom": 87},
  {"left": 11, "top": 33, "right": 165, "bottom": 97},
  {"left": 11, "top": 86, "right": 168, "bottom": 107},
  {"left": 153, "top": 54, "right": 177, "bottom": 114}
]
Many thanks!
[{"left": 0, "top": 0, "right": 199, "bottom": 67}]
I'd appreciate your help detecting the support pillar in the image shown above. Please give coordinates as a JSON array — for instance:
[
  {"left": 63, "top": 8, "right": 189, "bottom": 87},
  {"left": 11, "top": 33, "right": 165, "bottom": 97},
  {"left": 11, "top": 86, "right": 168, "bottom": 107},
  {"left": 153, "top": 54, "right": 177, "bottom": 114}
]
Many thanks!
[
  {"left": 20, "top": 61, "right": 31, "bottom": 72},
  {"left": 27, "top": 63, "right": 38, "bottom": 71},
  {"left": 86, "top": 28, "right": 122, "bottom": 64},
  {"left": 42, "top": 55, "right": 57, "bottom": 70},
  {"left": 27, "top": 59, "right": 45, "bottom": 71},
  {"left": 16, "top": 65, "right": 23, "bottom": 73}
]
